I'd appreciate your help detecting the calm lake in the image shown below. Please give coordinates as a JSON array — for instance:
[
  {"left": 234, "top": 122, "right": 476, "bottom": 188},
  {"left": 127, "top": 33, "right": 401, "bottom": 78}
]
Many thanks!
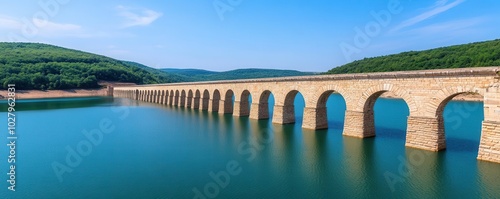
[{"left": 0, "top": 95, "right": 499, "bottom": 198}]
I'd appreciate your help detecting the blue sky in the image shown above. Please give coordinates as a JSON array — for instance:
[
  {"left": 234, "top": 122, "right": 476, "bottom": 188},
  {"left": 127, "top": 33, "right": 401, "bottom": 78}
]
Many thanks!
[{"left": 0, "top": 0, "right": 498, "bottom": 72}]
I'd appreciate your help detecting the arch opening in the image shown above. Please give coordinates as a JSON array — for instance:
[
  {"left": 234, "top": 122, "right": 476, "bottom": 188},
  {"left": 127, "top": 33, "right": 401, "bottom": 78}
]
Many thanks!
[
  {"left": 194, "top": 90, "right": 201, "bottom": 109},
  {"left": 237, "top": 90, "right": 252, "bottom": 117},
  {"left": 315, "top": 91, "right": 346, "bottom": 131},
  {"left": 223, "top": 90, "right": 234, "bottom": 114},
  {"left": 174, "top": 90, "right": 180, "bottom": 106},
  {"left": 437, "top": 92, "right": 484, "bottom": 152},
  {"left": 180, "top": 90, "right": 187, "bottom": 107},
  {"left": 252, "top": 90, "right": 274, "bottom": 120},
  {"left": 169, "top": 90, "right": 174, "bottom": 105},
  {"left": 202, "top": 90, "right": 210, "bottom": 110},
  {"left": 280, "top": 90, "right": 305, "bottom": 124},
  {"left": 155, "top": 90, "right": 160, "bottom": 103},
  {"left": 364, "top": 91, "right": 410, "bottom": 140},
  {"left": 160, "top": 90, "right": 165, "bottom": 104},
  {"left": 212, "top": 90, "right": 221, "bottom": 112}
]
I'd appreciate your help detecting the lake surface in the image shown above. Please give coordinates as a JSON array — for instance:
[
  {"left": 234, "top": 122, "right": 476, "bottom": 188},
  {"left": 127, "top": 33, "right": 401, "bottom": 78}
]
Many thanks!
[{"left": 0, "top": 95, "right": 499, "bottom": 199}]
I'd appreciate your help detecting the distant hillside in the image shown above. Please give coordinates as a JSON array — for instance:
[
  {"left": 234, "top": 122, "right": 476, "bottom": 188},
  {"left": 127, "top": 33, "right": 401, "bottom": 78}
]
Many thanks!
[
  {"left": 326, "top": 39, "right": 500, "bottom": 74},
  {"left": 121, "top": 61, "right": 188, "bottom": 83},
  {"left": 161, "top": 68, "right": 315, "bottom": 81},
  {"left": 0, "top": 43, "right": 182, "bottom": 90}
]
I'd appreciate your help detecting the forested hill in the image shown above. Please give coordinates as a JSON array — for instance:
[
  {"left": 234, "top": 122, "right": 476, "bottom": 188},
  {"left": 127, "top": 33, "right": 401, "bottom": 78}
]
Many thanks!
[
  {"left": 0, "top": 43, "right": 183, "bottom": 90},
  {"left": 161, "top": 68, "right": 316, "bottom": 81},
  {"left": 326, "top": 39, "right": 500, "bottom": 74}
]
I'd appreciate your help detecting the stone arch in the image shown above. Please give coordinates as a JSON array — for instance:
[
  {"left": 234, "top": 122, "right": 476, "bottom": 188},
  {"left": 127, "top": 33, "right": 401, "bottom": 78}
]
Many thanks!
[
  {"left": 202, "top": 89, "right": 210, "bottom": 110},
  {"left": 148, "top": 90, "right": 154, "bottom": 103},
  {"left": 274, "top": 90, "right": 304, "bottom": 124},
  {"left": 194, "top": 89, "right": 201, "bottom": 109},
  {"left": 250, "top": 90, "right": 273, "bottom": 120},
  {"left": 212, "top": 89, "right": 221, "bottom": 112},
  {"left": 356, "top": 84, "right": 416, "bottom": 114},
  {"left": 151, "top": 90, "right": 154, "bottom": 102},
  {"left": 169, "top": 90, "right": 174, "bottom": 105},
  {"left": 430, "top": 85, "right": 485, "bottom": 117},
  {"left": 153, "top": 90, "right": 158, "bottom": 103},
  {"left": 174, "top": 90, "right": 180, "bottom": 106},
  {"left": 306, "top": 85, "right": 349, "bottom": 108},
  {"left": 160, "top": 90, "right": 165, "bottom": 104},
  {"left": 157, "top": 90, "right": 161, "bottom": 103},
  {"left": 187, "top": 90, "right": 194, "bottom": 108},
  {"left": 353, "top": 84, "right": 413, "bottom": 138},
  {"left": 180, "top": 90, "right": 187, "bottom": 107},
  {"left": 163, "top": 90, "right": 168, "bottom": 104},
  {"left": 427, "top": 86, "right": 485, "bottom": 150},
  {"left": 223, "top": 90, "right": 234, "bottom": 114},
  {"left": 236, "top": 90, "right": 251, "bottom": 116}
]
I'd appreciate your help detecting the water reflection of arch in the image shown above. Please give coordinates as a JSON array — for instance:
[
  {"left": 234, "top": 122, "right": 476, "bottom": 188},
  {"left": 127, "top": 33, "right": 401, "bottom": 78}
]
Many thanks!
[{"left": 478, "top": 161, "right": 500, "bottom": 197}]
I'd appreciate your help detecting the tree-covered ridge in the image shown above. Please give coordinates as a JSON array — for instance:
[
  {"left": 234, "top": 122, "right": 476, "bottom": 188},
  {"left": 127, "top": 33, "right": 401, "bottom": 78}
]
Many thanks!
[
  {"left": 0, "top": 43, "right": 180, "bottom": 90},
  {"left": 161, "top": 68, "right": 316, "bottom": 81},
  {"left": 326, "top": 39, "right": 500, "bottom": 74}
]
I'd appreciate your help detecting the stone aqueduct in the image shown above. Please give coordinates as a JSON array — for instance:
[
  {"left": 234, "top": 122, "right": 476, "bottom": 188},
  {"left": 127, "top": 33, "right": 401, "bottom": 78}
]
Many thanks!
[{"left": 113, "top": 67, "right": 500, "bottom": 164}]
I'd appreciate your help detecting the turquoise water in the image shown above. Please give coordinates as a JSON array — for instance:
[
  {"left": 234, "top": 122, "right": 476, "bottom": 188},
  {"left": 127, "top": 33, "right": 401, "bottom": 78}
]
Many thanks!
[{"left": 0, "top": 95, "right": 499, "bottom": 199}]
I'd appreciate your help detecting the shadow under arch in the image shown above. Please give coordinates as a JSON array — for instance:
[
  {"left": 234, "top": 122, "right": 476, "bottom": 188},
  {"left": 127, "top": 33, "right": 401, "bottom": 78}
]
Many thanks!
[
  {"left": 169, "top": 90, "right": 174, "bottom": 105},
  {"left": 237, "top": 90, "right": 252, "bottom": 117},
  {"left": 187, "top": 90, "right": 193, "bottom": 107},
  {"left": 160, "top": 90, "right": 165, "bottom": 104},
  {"left": 252, "top": 90, "right": 274, "bottom": 120},
  {"left": 174, "top": 90, "right": 180, "bottom": 106},
  {"left": 202, "top": 90, "right": 210, "bottom": 110},
  {"left": 435, "top": 92, "right": 484, "bottom": 151},
  {"left": 212, "top": 89, "right": 221, "bottom": 112},
  {"left": 180, "top": 90, "right": 187, "bottom": 107},
  {"left": 276, "top": 90, "right": 305, "bottom": 124},
  {"left": 313, "top": 90, "right": 347, "bottom": 130},
  {"left": 194, "top": 90, "right": 201, "bottom": 109},
  {"left": 223, "top": 89, "right": 234, "bottom": 114},
  {"left": 362, "top": 91, "right": 410, "bottom": 138}
]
